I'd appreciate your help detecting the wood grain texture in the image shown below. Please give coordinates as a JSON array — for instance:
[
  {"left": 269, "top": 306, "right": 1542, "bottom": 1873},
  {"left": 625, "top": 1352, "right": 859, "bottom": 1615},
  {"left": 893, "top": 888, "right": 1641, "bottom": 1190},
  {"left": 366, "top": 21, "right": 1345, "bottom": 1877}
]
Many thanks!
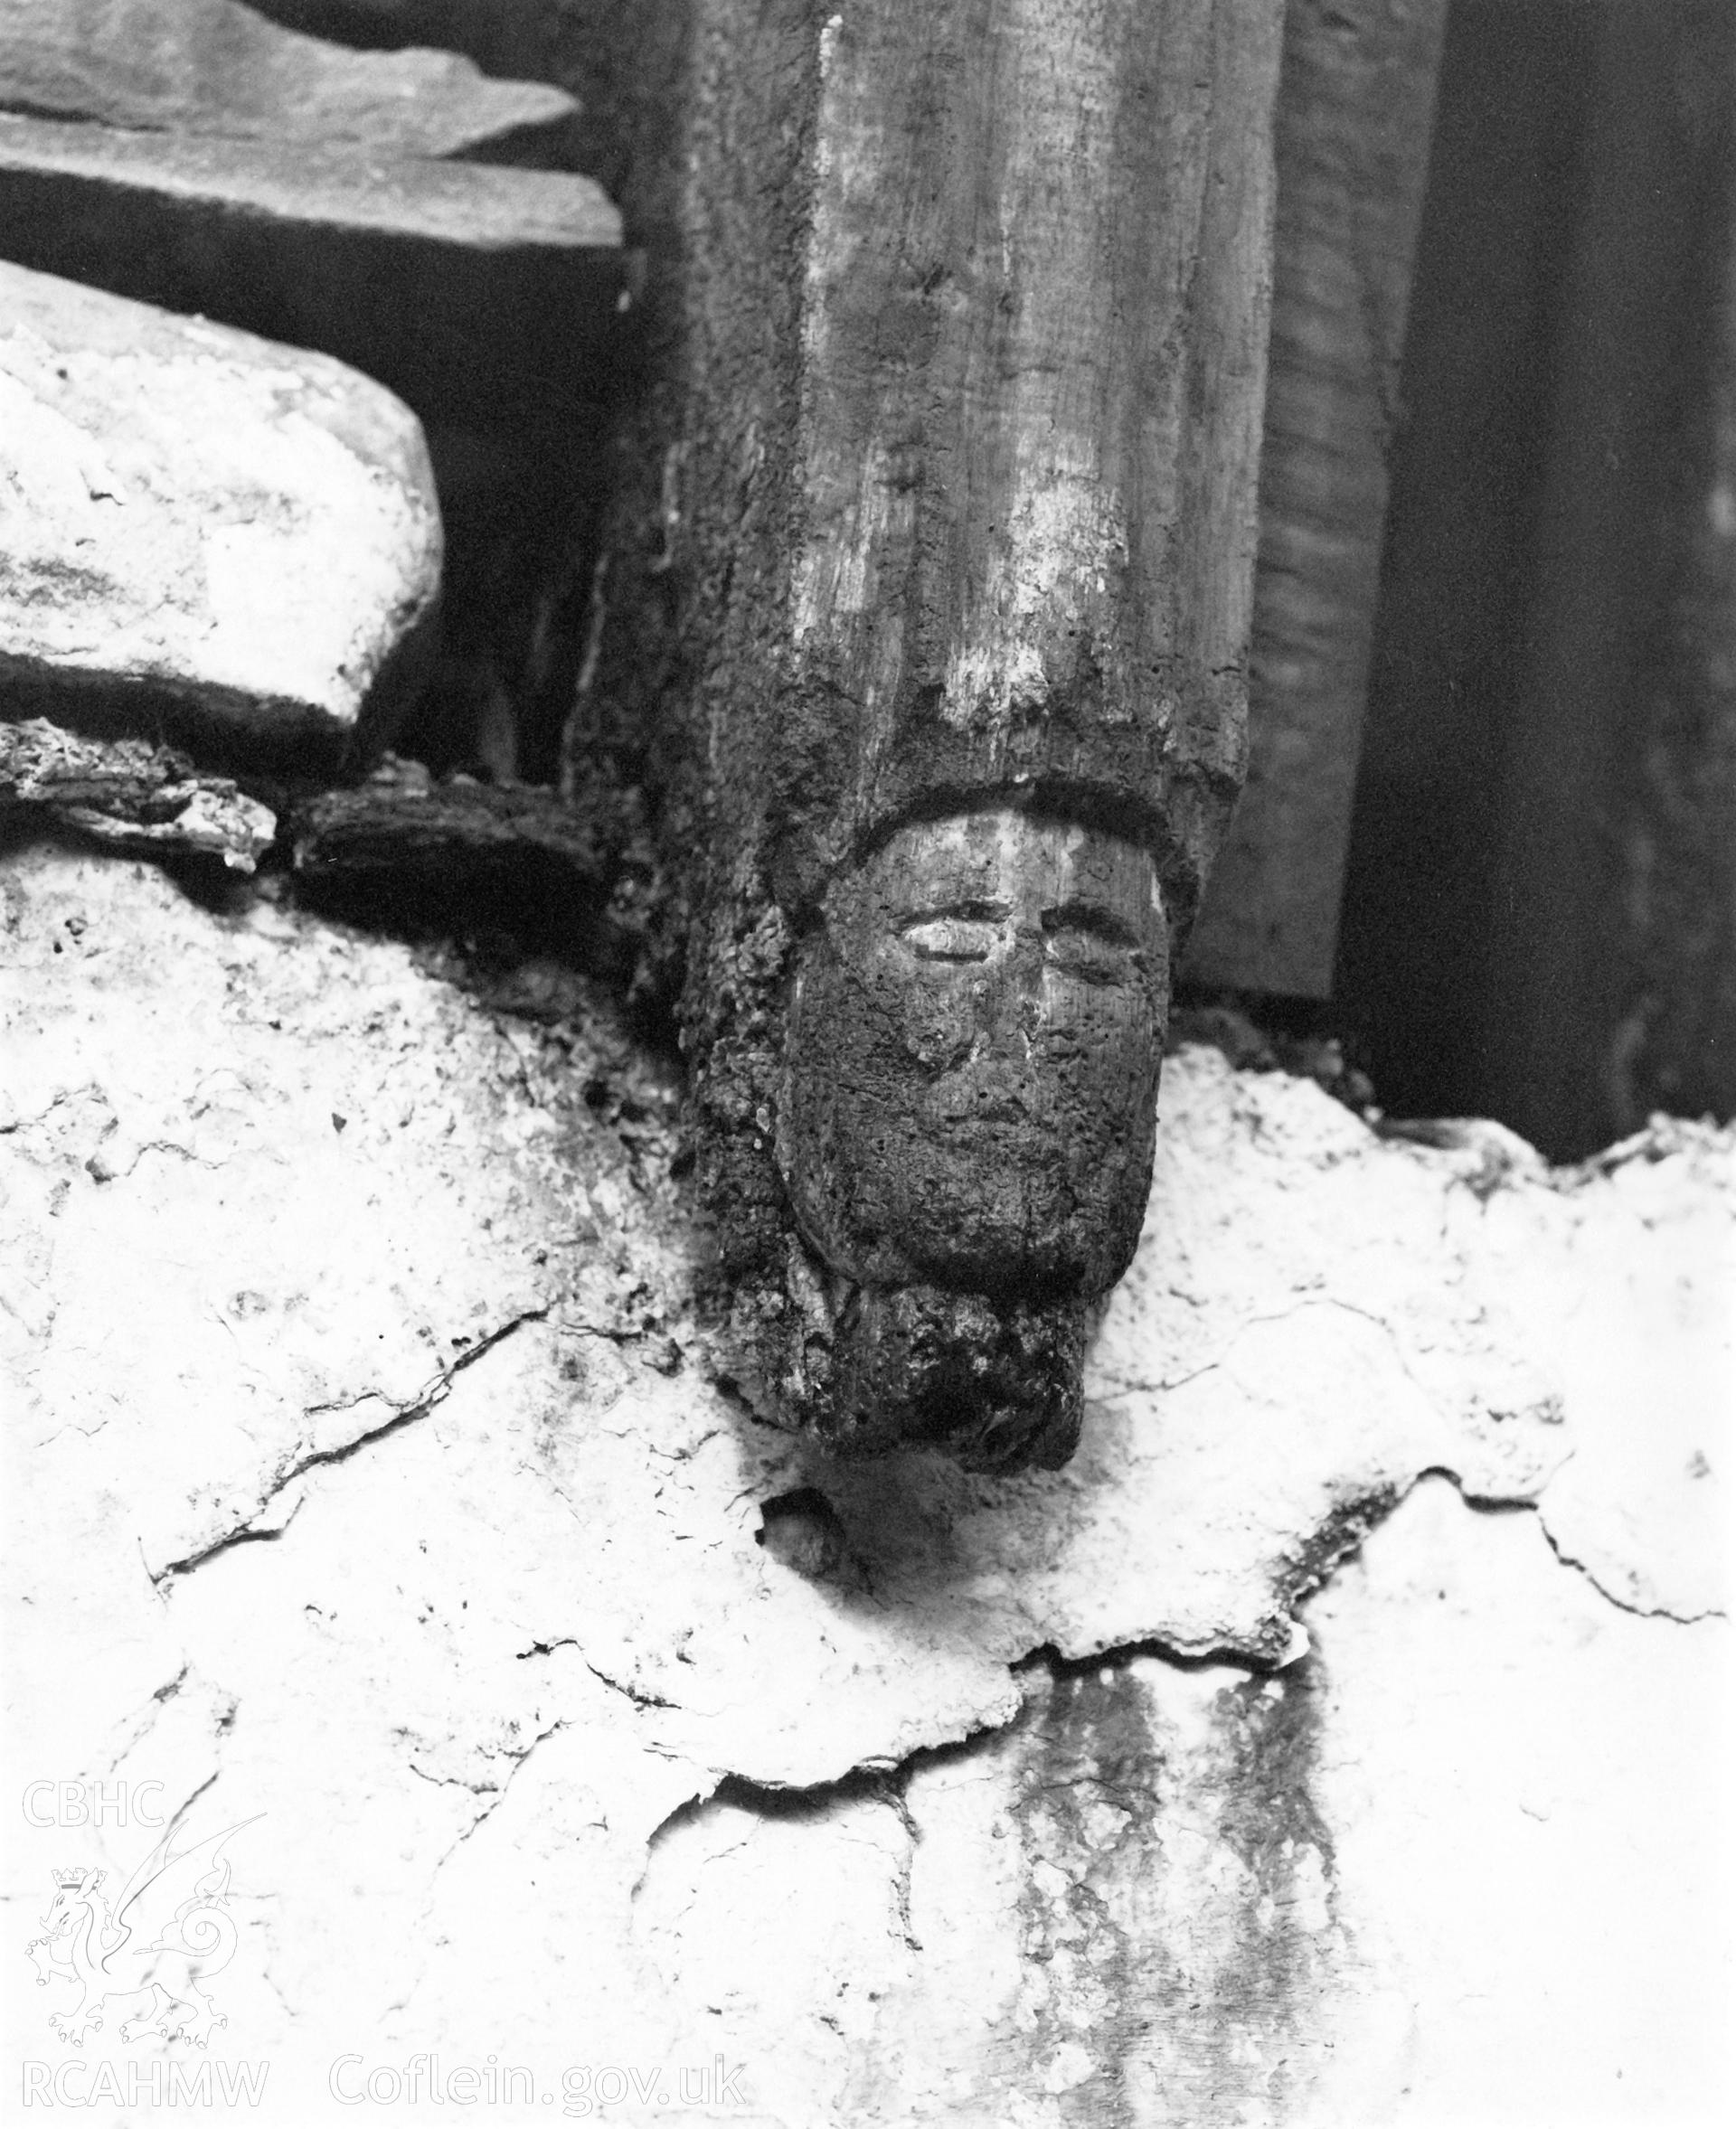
[
  {"left": 291, "top": 768, "right": 609, "bottom": 881},
  {"left": 288, "top": 759, "right": 637, "bottom": 973},
  {"left": 693, "top": 0, "right": 1277, "bottom": 922},
  {"left": 1184, "top": 0, "right": 1447, "bottom": 998},
  {"left": 1480, "top": 0, "right": 1736, "bottom": 1151},
  {"left": 1631, "top": 130, "right": 1736, "bottom": 1135},
  {"left": 571, "top": 0, "right": 1281, "bottom": 1465}
]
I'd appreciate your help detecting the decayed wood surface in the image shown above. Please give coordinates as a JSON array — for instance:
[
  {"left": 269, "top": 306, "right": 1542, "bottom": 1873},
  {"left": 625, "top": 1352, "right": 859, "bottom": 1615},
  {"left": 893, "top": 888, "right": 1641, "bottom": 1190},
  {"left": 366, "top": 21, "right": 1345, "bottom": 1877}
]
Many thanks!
[
  {"left": 1183, "top": 0, "right": 1447, "bottom": 999},
  {"left": 290, "top": 764, "right": 609, "bottom": 881},
  {"left": 572, "top": 0, "right": 1282, "bottom": 1467},
  {"left": 287, "top": 758, "right": 637, "bottom": 975},
  {"left": 0, "top": 717, "right": 276, "bottom": 868}
]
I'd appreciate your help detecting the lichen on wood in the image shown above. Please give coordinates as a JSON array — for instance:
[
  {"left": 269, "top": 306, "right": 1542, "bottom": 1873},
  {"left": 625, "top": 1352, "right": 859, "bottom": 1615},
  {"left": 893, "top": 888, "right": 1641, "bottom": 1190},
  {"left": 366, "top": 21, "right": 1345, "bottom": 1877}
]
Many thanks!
[
  {"left": 578, "top": 0, "right": 1284, "bottom": 1469},
  {"left": 0, "top": 716, "right": 275, "bottom": 870}
]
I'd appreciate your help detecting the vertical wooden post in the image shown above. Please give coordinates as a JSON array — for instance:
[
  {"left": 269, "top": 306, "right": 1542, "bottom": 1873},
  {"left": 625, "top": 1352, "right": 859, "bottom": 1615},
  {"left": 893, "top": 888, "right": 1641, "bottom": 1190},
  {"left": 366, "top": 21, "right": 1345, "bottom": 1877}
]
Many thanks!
[
  {"left": 1183, "top": 0, "right": 1448, "bottom": 999},
  {"left": 1637, "top": 135, "right": 1736, "bottom": 1132},
  {"left": 1480, "top": 0, "right": 1736, "bottom": 1153},
  {"left": 1336, "top": 0, "right": 1735, "bottom": 1155},
  {"left": 575, "top": 0, "right": 1283, "bottom": 1467},
  {"left": 1329, "top": 0, "right": 1596, "bottom": 1136}
]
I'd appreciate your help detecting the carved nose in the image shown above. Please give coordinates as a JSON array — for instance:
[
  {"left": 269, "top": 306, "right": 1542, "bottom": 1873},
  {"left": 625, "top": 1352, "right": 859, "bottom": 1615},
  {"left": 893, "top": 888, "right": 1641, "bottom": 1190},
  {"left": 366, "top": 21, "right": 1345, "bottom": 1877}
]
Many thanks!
[
  {"left": 981, "top": 933, "right": 1048, "bottom": 1043},
  {"left": 958, "top": 945, "right": 1050, "bottom": 1088},
  {"left": 996, "top": 937, "right": 1052, "bottom": 1034}
]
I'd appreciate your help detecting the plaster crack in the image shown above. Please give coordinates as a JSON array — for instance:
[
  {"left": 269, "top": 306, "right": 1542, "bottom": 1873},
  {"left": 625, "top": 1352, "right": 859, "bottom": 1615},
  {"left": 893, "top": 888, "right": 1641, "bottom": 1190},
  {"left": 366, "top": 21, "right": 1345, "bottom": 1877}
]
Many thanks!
[
  {"left": 1099, "top": 1292, "right": 1426, "bottom": 1399},
  {"left": 1533, "top": 1512, "right": 1726, "bottom": 1625},
  {"left": 98, "top": 1662, "right": 198, "bottom": 1775},
  {"left": 585, "top": 1660, "right": 676, "bottom": 1710},
  {"left": 95, "top": 1137, "right": 225, "bottom": 1182},
  {"left": 148, "top": 1307, "right": 547, "bottom": 1587},
  {"left": 1436, "top": 1469, "right": 1725, "bottom": 1625},
  {"left": 0, "top": 1083, "right": 101, "bottom": 1137},
  {"left": 637, "top": 1782, "right": 722, "bottom": 1887},
  {"left": 429, "top": 1717, "right": 569, "bottom": 1873},
  {"left": 1015, "top": 1633, "right": 1270, "bottom": 1683},
  {"left": 160, "top": 1769, "right": 222, "bottom": 1827},
  {"left": 151, "top": 1496, "right": 305, "bottom": 1584},
  {"left": 380, "top": 1719, "right": 572, "bottom": 2024}
]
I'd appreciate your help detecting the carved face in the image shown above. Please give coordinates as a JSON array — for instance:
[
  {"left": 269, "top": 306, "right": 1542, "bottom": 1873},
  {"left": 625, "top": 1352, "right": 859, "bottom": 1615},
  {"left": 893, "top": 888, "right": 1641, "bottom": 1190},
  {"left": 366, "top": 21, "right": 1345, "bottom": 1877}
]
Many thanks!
[{"left": 779, "top": 806, "right": 1167, "bottom": 1299}]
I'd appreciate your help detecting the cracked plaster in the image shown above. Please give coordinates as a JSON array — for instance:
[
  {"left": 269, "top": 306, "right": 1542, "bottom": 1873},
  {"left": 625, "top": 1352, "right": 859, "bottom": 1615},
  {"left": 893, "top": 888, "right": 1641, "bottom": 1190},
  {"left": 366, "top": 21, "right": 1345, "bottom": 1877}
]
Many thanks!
[{"left": 3, "top": 835, "right": 1730, "bottom": 2125}]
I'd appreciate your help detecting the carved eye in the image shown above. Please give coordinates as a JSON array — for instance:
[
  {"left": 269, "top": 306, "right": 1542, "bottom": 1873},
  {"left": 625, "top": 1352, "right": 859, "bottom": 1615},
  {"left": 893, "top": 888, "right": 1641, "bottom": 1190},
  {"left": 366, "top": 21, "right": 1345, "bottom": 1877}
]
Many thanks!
[
  {"left": 899, "top": 910, "right": 1004, "bottom": 962},
  {"left": 1042, "top": 909, "right": 1142, "bottom": 985}
]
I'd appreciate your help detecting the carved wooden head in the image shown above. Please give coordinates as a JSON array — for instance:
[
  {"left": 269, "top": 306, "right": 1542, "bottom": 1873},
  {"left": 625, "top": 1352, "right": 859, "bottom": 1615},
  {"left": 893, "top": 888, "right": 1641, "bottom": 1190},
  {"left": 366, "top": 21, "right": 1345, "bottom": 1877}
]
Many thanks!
[
  {"left": 780, "top": 804, "right": 1167, "bottom": 1303},
  {"left": 663, "top": 1, "right": 1278, "bottom": 1474}
]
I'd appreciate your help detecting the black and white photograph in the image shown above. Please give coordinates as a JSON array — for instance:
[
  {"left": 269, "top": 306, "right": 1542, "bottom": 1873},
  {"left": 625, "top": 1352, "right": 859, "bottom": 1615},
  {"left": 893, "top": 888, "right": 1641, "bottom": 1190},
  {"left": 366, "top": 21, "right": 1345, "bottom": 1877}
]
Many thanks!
[{"left": 3, "top": 3, "right": 1731, "bottom": 2124}]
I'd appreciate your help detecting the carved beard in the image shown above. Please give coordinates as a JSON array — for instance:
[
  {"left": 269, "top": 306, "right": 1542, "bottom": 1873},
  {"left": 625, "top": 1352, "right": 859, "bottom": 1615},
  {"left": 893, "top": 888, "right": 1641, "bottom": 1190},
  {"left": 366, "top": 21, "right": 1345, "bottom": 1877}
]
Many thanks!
[{"left": 778, "top": 805, "right": 1168, "bottom": 1306}]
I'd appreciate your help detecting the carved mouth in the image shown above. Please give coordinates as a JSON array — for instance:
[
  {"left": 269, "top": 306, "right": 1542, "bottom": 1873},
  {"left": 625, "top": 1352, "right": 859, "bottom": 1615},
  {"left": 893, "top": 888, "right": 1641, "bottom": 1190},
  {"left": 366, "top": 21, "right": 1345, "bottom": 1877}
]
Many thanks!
[
  {"left": 938, "top": 1094, "right": 1028, "bottom": 1126},
  {"left": 924, "top": 1069, "right": 1041, "bottom": 1129}
]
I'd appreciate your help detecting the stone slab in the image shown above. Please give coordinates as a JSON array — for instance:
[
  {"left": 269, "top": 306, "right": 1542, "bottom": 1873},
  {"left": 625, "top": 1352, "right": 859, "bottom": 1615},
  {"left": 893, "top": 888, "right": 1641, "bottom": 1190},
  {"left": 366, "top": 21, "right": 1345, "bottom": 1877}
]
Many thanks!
[
  {"left": 0, "top": 0, "right": 579, "bottom": 158},
  {"left": 0, "top": 111, "right": 632, "bottom": 419},
  {"left": 0, "top": 261, "right": 441, "bottom": 765}
]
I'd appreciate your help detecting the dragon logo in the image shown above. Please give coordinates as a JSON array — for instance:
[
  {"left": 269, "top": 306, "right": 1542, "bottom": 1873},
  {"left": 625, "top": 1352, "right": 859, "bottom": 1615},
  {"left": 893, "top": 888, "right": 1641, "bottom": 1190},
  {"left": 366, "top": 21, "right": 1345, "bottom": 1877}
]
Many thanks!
[{"left": 24, "top": 1813, "right": 260, "bottom": 2049}]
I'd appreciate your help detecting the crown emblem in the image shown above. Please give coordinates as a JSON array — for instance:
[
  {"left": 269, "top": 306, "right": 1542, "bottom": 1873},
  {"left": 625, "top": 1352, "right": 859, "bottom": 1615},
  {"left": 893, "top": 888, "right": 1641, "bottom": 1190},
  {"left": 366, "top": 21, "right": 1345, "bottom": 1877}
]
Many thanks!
[{"left": 51, "top": 1867, "right": 88, "bottom": 1889}]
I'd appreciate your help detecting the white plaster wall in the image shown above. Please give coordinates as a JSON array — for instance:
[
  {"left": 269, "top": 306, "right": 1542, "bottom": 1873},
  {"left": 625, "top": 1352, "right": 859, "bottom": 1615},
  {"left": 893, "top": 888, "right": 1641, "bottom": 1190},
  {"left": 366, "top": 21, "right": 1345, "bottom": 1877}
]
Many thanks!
[{"left": 3, "top": 836, "right": 1729, "bottom": 2126}]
